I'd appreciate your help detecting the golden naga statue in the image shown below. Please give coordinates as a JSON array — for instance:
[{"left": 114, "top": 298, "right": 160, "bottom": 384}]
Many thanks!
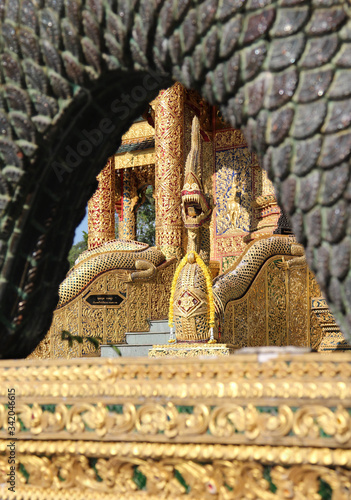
[
  {"left": 168, "top": 117, "right": 313, "bottom": 349},
  {"left": 169, "top": 116, "right": 216, "bottom": 344}
]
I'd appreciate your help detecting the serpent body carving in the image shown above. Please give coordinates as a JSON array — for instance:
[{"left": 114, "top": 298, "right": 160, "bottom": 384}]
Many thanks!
[
  {"left": 0, "top": 1, "right": 351, "bottom": 357},
  {"left": 58, "top": 240, "right": 166, "bottom": 307},
  {"left": 212, "top": 235, "right": 301, "bottom": 315}
]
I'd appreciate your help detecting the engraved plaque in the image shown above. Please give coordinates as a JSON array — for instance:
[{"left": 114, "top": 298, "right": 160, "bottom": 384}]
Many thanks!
[{"left": 85, "top": 294, "right": 125, "bottom": 306}]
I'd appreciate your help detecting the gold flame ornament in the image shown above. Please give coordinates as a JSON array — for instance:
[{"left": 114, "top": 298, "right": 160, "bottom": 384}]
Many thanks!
[{"left": 168, "top": 251, "right": 215, "bottom": 343}]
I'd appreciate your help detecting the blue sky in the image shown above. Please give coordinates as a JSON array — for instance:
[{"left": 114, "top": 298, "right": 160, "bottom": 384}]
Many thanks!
[{"left": 73, "top": 212, "right": 88, "bottom": 244}]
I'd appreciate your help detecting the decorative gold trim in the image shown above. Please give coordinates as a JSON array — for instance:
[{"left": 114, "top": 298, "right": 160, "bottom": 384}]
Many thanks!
[
  {"left": 215, "top": 128, "right": 246, "bottom": 149},
  {"left": 3, "top": 352, "right": 351, "bottom": 383},
  {"left": 1, "top": 354, "right": 351, "bottom": 497},
  {"left": 252, "top": 194, "right": 278, "bottom": 209},
  {"left": 114, "top": 151, "right": 155, "bottom": 170},
  {"left": 2, "top": 442, "right": 351, "bottom": 499},
  {"left": 149, "top": 343, "right": 236, "bottom": 358},
  {"left": 2, "top": 454, "right": 351, "bottom": 499},
  {"left": 121, "top": 120, "right": 155, "bottom": 143},
  {"left": 3, "top": 400, "right": 351, "bottom": 447},
  {"left": 1, "top": 440, "right": 351, "bottom": 466},
  {"left": 2, "top": 355, "right": 351, "bottom": 440}
]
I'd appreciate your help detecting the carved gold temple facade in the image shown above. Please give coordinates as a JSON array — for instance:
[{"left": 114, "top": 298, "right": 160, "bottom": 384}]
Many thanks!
[
  {"left": 30, "top": 83, "right": 348, "bottom": 359},
  {"left": 4, "top": 352, "right": 351, "bottom": 499},
  {"left": 7, "top": 84, "right": 351, "bottom": 499}
]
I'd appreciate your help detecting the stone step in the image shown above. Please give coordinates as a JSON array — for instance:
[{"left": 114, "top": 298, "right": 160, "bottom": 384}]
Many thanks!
[
  {"left": 125, "top": 331, "right": 170, "bottom": 345},
  {"left": 148, "top": 320, "right": 170, "bottom": 333},
  {"left": 100, "top": 319, "right": 171, "bottom": 358},
  {"left": 101, "top": 344, "right": 153, "bottom": 358}
]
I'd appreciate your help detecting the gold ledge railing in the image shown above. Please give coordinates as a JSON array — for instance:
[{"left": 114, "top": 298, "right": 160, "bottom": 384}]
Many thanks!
[{"left": 1, "top": 352, "right": 351, "bottom": 498}]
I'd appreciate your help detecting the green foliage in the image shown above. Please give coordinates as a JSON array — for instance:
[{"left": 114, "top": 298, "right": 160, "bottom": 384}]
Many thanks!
[
  {"left": 82, "top": 230, "right": 88, "bottom": 245},
  {"left": 61, "top": 330, "right": 102, "bottom": 350},
  {"left": 86, "top": 336, "right": 101, "bottom": 350},
  {"left": 136, "top": 186, "right": 155, "bottom": 246},
  {"left": 61, "top": 331, "right": 122, "bottom": 356},
  {"left": 61, "top": 330, "right": 82, "bottom": 347},
  {"left": 68, "top": 239, "right": 87, "bottom": 268},
  {"left": 111, "top": 345, "right": 122, "bottom": 356},
  {"left": 68, "top": 231, "right": 88, "bottom": 268}
]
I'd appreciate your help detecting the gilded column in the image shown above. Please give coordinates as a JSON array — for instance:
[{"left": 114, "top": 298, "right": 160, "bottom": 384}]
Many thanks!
[
  {"left": 155, "top": 83, "right": 185, "bottom": 260},
  {"left": 88, "top": 158, "right": 115, "bottom": 249},
  {"left": 120, "top": 168, "right": 137, "bottom": 240}
]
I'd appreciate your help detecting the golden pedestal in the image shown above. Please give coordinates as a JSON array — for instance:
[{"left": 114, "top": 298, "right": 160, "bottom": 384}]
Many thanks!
[
  {"left": 148, "top": 342, "right": 237, "bottom": 358},
  {"left": 2, "top": 353, "right": 351, "bottom": 499}
]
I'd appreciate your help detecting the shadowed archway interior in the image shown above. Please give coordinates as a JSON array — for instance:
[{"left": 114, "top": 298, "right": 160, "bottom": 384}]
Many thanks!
[{"left": 0, "top": 0, "right": 350, "bottom": 357}]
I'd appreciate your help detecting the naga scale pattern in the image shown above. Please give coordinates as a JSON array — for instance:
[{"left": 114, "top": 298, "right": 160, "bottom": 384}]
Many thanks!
[
  {"left": 212, "top": 235, "right": 297, "bottom": 314},
  {"left": 0, "top": 1, "right": 350, "bottom": 355},
  {"left": 58, "top": 240, "right": 165, "bottom": 307}
]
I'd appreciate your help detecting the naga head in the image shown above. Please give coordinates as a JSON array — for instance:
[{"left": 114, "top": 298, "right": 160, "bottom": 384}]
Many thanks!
[{"left": 181, "top": 116, "right": 212, "bottom": 230}]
